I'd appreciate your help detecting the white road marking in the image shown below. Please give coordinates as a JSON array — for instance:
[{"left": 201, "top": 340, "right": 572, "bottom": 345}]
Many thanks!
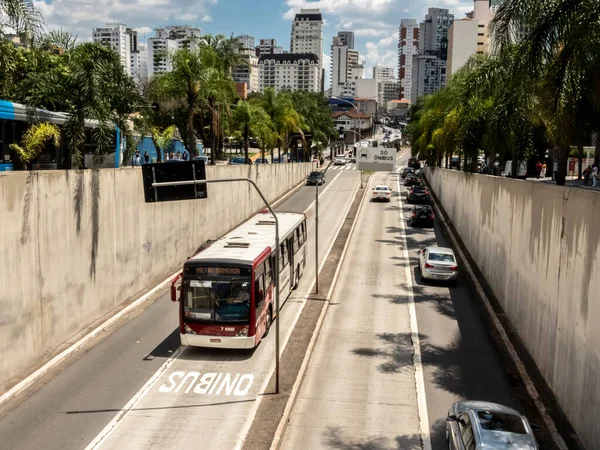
[
  {"left": 83, "top": 167, "right": 356, "bottom": 450},
  {"left": 235, "top": 171, "right": 361, "bottom": 450},
  {"left": 157, "top": 371, "right": 254, "bottom": 396},
  {"left": 84, "top": 346, "right": 185, "bottom": 450},
  {"left": 396, "top": 174, "right": 432, "bottom": 450}
]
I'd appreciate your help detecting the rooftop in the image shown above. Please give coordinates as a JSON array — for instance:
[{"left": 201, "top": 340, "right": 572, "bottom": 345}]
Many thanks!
[
  {"left": 331, "top": 110, "right": 371, "bottom": 119},
  {"left": 259, "top": 53, "right": 319, "bottom": 63}
]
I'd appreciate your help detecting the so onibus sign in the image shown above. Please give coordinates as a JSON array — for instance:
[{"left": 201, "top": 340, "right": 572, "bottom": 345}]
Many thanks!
[{"left": 356, "top": 147, "right": 397, "bottom": 172}]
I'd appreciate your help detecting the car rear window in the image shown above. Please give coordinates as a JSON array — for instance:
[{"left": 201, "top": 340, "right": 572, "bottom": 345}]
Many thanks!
[
  {"left": 309, "top": 172, "right": 321, "bottom": 176},
  {"left": 375, "top": 187, "right": 389, "bottom": 191},
  {"left": 477, "top": 411, "right": 527, "bottom": 434},
  {"left": 428, "top": 253, "right": 455, "bottom": 263}
]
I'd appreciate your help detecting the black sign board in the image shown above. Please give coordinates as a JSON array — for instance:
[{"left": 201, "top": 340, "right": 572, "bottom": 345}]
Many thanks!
[{"left": 142, "top": 160, "right": 207, "bottom": 203}]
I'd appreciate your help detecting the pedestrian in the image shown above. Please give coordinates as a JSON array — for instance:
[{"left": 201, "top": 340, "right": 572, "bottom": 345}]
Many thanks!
[
  {"left": 536, "top": 161, "right": 543, "bottom": 179},
  {"left": 134, "top": 150, "right": 141, "bottom": 166},
  {"left": 176, "top": 151, "right": 182, "bottom": 160},
  {"left": 320, "top": 156, "right": 324, "bottom": 167},
  {"left": 183, "top": 151, "right": 188, "bottom": 161},
  {"left": 583, "top": 165, "right": 592, "bottom": 186},
  {"left": 541, "top": 162, "right": 547, "bottom": 178},
  {"left": 144, "top": 151, "right": 150, "bottom": 164},
  {"left": 593, "top": 164, "right": 599, "bottom": 187}
]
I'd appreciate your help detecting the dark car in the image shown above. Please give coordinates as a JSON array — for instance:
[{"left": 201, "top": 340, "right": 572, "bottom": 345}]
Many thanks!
[
  {"left": 306, "top": 171, "right": 325, "bottom": 185},
  {"left": 404, "top": 173, "right": 421, "bottom": 186},
  {"left": 401, "top": 167, "right": 415, "bottom": 179},
  {"left": 229, "top": 156, "right": 252, "bottom": 165},
  {"left": 409, "top": 205, "right": 434, "bottom": 227},
  {"left": 408, "top": 157, "right": 421, "bottom": 169},
  {"left": 407, "top": 186, "right": 430, "bottom": 204}
]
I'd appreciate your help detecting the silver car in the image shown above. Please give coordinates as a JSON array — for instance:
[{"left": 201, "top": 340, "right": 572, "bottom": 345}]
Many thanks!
[
  {"left": 446, "top": 401, "right": 539, "bottom": 450},
  {"left": 418, "top": 246, "right": 458, "bottom": 285}
]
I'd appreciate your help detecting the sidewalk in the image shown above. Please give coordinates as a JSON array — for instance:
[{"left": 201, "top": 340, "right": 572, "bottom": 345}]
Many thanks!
[{"left": 526, "top": 176, "right": 600, "bottom": 191}]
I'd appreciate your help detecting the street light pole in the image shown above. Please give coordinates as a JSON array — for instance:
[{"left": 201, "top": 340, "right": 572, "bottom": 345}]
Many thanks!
[{"left": 150, "top": 177, "right": 283, "bottom": 394}]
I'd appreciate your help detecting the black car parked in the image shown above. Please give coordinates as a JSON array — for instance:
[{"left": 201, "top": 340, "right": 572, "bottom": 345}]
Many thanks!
[
  {"left": 306, "top": 171, "right": 325, "bottom": 185},
  {"left": 409, "top": 205, "right": 434, "bottom": 227},
  {"left": 407, "top": 186, "right": 430, "bottom": 204}
]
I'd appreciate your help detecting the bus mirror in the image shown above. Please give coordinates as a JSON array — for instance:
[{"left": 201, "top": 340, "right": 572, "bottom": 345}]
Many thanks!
[{"left": 170, "top": 284, "right": 178, "bottom": 302}]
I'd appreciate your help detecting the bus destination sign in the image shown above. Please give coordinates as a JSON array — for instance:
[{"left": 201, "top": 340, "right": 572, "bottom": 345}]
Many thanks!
[{"left": 196, "top": 267, "right": 244, "bottom": 275}]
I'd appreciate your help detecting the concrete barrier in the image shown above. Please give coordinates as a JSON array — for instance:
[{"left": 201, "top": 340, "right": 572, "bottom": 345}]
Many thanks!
[
  {"left": 0, "top": 163, "right": 312, "bottom": 390},
  {"left": 424, "top": 168, "right": 600, "bottom": 449}
]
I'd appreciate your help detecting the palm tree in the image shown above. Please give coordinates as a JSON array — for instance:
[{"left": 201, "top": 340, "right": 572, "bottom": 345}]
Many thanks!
[
  {"left": 152, "top": 125, "right": 176, "bottom": 161},
  {"left": 0, "top": 0, "right": 41, "bottom": 45},
  {"left": 491, "top": 0, "right": 600, "bottom": 183},
  {"left": 10, "top": 122, "right": 60, "bottom": 169}
]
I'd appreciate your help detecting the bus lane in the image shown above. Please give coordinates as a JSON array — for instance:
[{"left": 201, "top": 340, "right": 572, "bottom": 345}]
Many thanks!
[
  {"left": 85, "top": 170, "right": 361, "bottom": 450},
  {"left": 0, "top": 169, "right": 357, "bottom": 450}
]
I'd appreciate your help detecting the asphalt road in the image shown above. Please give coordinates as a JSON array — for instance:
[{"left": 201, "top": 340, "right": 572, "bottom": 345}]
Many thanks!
[
  {"left": 0, "top": 167, "right": 360, "bottom": 450},
  {"left": 280, "top": 153, "right": 521, "bottom": 450}
]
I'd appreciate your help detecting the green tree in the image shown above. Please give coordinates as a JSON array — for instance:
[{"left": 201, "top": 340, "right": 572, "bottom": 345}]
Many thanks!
[
  {"left": 0, "top": 0, "right": 41, "bottom": 45},
  {"left": 9, "top": 122, "right": 60, "bottom": 169}
]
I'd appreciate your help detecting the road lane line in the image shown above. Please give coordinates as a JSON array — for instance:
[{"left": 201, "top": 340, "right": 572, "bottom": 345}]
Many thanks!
[
  {"left": 270, "top": 173, "right": 370, "bottom": 450},
  {"left": 0, "top": 172, "right": 311, "bottom": 411},
  {"left": 84, "top": 345, "right": 185, "bottom": 450},
  {"left": 396, "top": 174, "right": 432, "bottom": 450},
  {"left": 236, "top": 172, "right": 360, "bottom": 450},
  {"left": 82, "top": 168, "right": 353, "bottom": 450}
]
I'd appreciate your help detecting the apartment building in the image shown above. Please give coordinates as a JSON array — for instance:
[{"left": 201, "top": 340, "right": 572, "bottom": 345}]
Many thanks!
[
  {"left": 258, "top": 53, "right": 320, "bottom": 93},
  {"left": 398, "top": 19, "right": 419, "bottom": 101}
]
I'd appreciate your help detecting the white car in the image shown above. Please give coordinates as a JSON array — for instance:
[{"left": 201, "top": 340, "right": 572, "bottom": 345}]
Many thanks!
[
  {"left": 372, "top": 185, "right": 392, "bottom": 202},
  {"left": 333, "top": 158, "right": 347, "bottom": 166},
  {"left": 418, "top": 246, "right": 459, "bottom": 285}
]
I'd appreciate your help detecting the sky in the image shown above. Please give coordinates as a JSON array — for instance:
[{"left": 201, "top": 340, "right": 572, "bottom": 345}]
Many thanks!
[{"left": 33, "top": 0, "right": 475, "bottom": 88}]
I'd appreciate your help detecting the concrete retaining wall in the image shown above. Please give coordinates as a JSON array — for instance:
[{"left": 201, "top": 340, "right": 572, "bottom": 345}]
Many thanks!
[
  {"left": 0, "top": 163, "right": 312, "bottom": 389},
  {"left": 424, "top": 168, "right": 600, "bottom": 449}
]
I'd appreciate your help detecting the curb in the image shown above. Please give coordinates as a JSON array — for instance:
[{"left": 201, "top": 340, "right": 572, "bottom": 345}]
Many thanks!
[
  {"left": 270, "top": 172, "right": 373, "bottom": 450},
  {"left": 422, "top": 173, "right": 569, "bottom": 450},
  {"left": 0, "top": 172, "right": 309, "bottom": 411}
]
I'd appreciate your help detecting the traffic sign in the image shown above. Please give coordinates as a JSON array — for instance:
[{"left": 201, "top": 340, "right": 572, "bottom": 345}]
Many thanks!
[
  {"left": 141, "top": 160, "right": 207, "bottom": 203},
  {"left": 356, "top": 147, "right": 397, "bottom": 172}
]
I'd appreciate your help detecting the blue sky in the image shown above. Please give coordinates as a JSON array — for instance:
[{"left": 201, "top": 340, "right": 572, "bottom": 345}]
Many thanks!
[{"left": 34, "top": 0, "right": 475, "bottom": 87}]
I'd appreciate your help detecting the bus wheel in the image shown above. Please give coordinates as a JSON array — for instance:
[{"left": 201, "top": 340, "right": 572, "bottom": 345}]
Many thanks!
[{"left": 264, "top": 307, "right": 273, "bottom": 337}]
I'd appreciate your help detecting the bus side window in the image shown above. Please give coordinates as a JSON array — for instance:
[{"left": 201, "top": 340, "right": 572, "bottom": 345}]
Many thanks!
[
  {"left": 301, "top": 222, "right": 307, "bottom": 244},
  {"left": 255, "top": 274, "right": 265, "bottom": 311},
  {"left": 265, "top": 259, "right": 273, "bottom": 288},
  {"left": 279, "top": 244, "right": 286, "bottom": 271}
]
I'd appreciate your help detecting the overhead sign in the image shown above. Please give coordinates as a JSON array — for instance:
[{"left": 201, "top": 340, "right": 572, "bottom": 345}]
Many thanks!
[
  {"left": 142, "top": 160, "right": 207, "bottom": 203},
  {"left": 356, "top": 147, "right": 397, "bottom": 172}
]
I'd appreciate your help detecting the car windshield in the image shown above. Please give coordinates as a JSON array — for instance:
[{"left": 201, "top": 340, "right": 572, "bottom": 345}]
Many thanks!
[
  {"left": 184, "top": 278, "right": 251, "bottom": 323},
  {"left": 477, "top": 411, "right": 527, "bottom": 434},
  {"left": 309, "top": 171, "right": 321, "bottom": 177},
  {"left": 428, "top": 252, "right": 455, "bottom": 263}
]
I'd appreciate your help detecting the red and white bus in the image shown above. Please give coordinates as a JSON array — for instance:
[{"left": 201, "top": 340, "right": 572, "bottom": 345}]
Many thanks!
[{"left": 171, "top": 211, "right": 307, "bottom": 349}]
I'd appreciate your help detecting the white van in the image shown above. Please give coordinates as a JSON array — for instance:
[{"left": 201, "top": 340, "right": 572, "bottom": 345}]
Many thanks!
[{"left": 502, "top": 160, "right": 527, "bottom": 179}]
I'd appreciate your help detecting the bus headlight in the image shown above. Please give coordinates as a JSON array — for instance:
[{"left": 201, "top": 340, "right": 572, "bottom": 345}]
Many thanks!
[
  {"left": 236, "top": 327, "right": 248, "bottom": 337},
  {"left": 184, "top": 324, "right": 197, "bottom": 335}
]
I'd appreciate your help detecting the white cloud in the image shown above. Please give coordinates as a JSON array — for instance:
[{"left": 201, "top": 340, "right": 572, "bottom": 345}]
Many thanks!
[{"left": 33, "top": 0, "right": 218, "bottom": 41}]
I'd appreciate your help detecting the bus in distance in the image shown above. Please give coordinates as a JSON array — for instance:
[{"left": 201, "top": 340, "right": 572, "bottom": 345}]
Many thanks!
[{"left": 171, "top": 211, "right": 307, "bottom": 349}]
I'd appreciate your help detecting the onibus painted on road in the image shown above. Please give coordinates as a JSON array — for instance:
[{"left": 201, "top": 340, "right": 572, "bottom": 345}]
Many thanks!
[{"left": 171, "top": 211, "right": 307, "bottom": 349}]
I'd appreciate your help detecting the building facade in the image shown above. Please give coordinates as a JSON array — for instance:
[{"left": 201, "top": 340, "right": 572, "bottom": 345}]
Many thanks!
[
  {"left": 379, "top": 79, "right": 401, "bottom": 107},
  {"left": 258, "top": 53, "right": 320, "bottom": 93},
  {"left": 331, "top": 36, "right": 362, "bottom": 97},
  {"left": 398, "top": 19, "right": 419, "bottom": 101},
  {"left": 336, "top": 31, "right": 354, "bottom": 49},
  {"left": 92, "top": 24, "right": 131, "bottom": 76},
  {"left": 131, "top": 43, "right": 148, "bottom": 83},
  {"left": 290, "top": 8, "right": 323, "bottom": 88},
  {"left": 447, "top": 19, "right": 479, "bottom": 75},
  {"left": 373, "top": 65, "right": 394, "bottom": 82},
  {"left": 147, "top": 26, "right": 201, "bottom": 78},
  {"left": 411, "top": 8, "right": 454, "bottom": 100},
  {"left": 256, "top": 39, "right": 285, "bottom": 56}
]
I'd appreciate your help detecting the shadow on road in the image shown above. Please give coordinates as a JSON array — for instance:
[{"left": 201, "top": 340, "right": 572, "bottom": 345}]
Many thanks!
[{"left": 322, "top": 426, "right": 422, "bottom": 450}]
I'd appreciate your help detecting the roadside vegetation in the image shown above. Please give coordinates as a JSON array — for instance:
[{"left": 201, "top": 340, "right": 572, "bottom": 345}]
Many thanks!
[{"left": 407, "top": 0, "right": 600, "bottom": 185}]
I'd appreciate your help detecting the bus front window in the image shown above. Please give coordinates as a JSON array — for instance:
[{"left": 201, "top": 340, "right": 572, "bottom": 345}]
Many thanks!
[{"left": 184, "top": 278, "right": 251, "bottom": 323}]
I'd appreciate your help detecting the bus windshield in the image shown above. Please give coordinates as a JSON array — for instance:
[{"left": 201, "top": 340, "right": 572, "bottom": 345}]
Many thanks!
[{"left": 184, "top": 277, "right": 251, "bottom": 323}]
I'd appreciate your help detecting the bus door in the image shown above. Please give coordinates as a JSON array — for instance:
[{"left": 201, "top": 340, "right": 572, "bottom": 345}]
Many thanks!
[{"left": 287, "top": 237, "right": 295, "bottom": 289}]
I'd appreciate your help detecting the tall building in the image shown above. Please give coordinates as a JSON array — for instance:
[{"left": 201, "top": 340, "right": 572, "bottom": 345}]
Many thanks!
[
  {"left": 331, "top": 35, "right": 361, "bottom": 97},
  {"left": 290, "top": 8, "right": 323, "bottom": 85},
  {"left": 411, "top": 8, "right": 454, "bottom": 100},
  {"left": 233, "top": 35, "right": 259, "bottom": 92},
  {"left": 448, "top": 0, "right": 496, "bottom": 75},
  {"left": 131, "top": 43, "right": 148, "bottom": 83},
  {"left": 256, "top": 39, "right": 285, "bottom": 56},
  {"left": 147, "top": 26, "right": 201, "bottom": 78},
  {"left": 398, "top": 19, "right": 419, "bottom": 101},
  {"left": 336, "top": 31, "right": 354, "bottom": 49},
  {"left": 373, "top": 65, "right": 394, "bottom": 82},
  {"left": 258, "top": 54, "right": 320, "bottom": 93},
  {"left": 92, "top": 24, "right": 131, "bottom": 76}
]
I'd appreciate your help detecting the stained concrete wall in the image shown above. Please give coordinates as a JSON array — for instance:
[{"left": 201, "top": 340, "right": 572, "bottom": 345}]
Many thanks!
[
  {"left": 0, "top": 163, "right": 312, "bottom": 389},
  {"left": 425, "top": 168, "right": 600, "bottom": 449}
]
